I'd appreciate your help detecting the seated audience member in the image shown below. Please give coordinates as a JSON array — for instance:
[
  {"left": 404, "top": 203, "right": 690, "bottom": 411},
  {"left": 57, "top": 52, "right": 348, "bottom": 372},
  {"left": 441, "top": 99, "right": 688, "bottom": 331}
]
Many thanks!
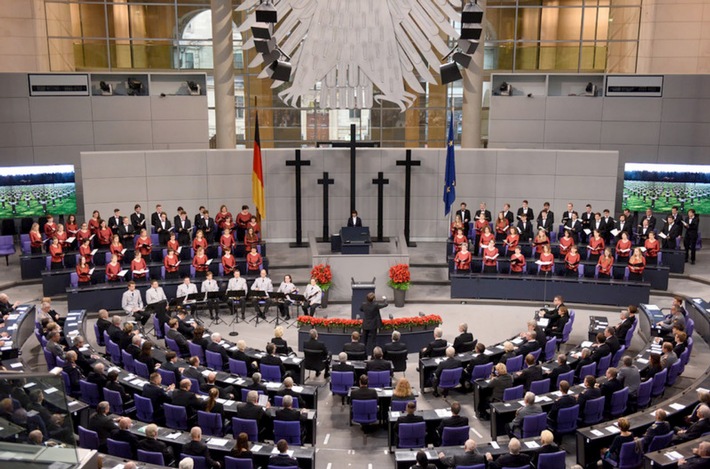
[
  {"left": 138, "top": 423, "right": 174, "bottom": 464},
  {"left": 342, "top": 331, "right": 366, "bottom": 357},
  {"left": 453, "top": 322, "right": 475, "bottom": 353},
  {"left": 410, "top": 451, "right": 437, "bottom": 469},
  {"left": 182, "top": 426, "right": 221, "bottom": 468},
  {"left": 485, "top": 438, "right": 531, "bottom": 469},
  {"left": 642, "top": 409, "right": 671, "bottom": 451},
  {"left": 602, "top": 418, "right": 635, "bottom": 465},
  {"left": 230, "top": 432, "right": 253, "bottom": 461},
  {"left": 507, "top": 391, "right": 542, "bottom": 437},
  {"left": 547, "top": 380, "right": 576, "bottom": 428},
  {"left": 438, "top": 439, "right": 485, "bottom": 468},
  {"left": 532, "top": 430, "right": 561, "bottom": 467},
  {"left": 269, "top": 440, "right": 299, "bottom": 468},
  {"left": 677, "top": 441, "right": 710, "bottom": 468},
  {"left": 674, "top": 405, "right": 710, "bottom": 443}
]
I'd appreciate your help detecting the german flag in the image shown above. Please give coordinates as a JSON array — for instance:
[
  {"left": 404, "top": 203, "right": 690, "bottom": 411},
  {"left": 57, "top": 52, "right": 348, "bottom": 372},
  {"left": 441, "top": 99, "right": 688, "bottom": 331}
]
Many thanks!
[{"left": 252, "top": 113, "right": 265, "bottom": 219}]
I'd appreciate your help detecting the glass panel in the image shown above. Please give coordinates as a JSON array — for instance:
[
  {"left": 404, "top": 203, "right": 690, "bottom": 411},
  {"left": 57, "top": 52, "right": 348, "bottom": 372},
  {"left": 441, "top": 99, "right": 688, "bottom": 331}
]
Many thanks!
[
  {"left": 538, "top": 41, "right": 581, "bottom": 70},
  {"left": 517, "top": 8, "right": 542, "bottom": 42},
  {"left": 541, "top": 6, "right": 582, "bottom": 41},
  {"left": 582, "top": 7, "right": 609, "bottom": 41},
  {"left": 48, "top": 38, "right": 79, "bottom": 72},
  {"left": 486, "top": 7, "right": 517, "bottom": 42},
  {"left": 580, "top": 42, "right": 608, "bottom": 71},
  {"left": 484, "top": 41, "right": 515, "bottom": 71},
  {"left": 516, "top": 43, "right": 542, "bottom": 70}
]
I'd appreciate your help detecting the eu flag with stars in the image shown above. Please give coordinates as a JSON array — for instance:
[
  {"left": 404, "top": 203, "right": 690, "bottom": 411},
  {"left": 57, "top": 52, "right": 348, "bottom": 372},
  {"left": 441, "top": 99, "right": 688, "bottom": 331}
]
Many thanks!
[{"left": 443, "top": 113, "right": 456, "bottom": 216}]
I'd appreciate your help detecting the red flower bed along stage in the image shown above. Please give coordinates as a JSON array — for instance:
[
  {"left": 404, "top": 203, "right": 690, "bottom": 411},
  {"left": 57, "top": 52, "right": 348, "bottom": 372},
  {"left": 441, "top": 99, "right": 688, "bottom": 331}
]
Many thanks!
[{"left": 297, "top": 314, "right": 442, "bottom": 331}]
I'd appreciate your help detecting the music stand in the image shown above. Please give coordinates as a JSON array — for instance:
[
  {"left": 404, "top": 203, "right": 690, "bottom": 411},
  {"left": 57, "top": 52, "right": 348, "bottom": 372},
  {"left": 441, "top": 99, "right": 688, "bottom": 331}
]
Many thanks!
[
  {"left": 247, "top": 290, "right": 268, "bottom": 326},
  {"left": 286, "top": 294, "right": 306, "bottom": 329},
  {"left": 206, "top": 290, "right": 225, "bottom": 326},
  {"left": 266, "top": 292, "right": 287, "bottom": 326},
  {"left": 225, "top": 290, "right": 246, "bottom": 335}
]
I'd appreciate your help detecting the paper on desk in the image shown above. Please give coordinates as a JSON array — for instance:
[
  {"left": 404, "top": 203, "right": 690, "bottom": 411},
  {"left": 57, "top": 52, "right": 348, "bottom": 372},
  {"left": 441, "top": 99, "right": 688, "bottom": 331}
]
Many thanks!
[
  {"left": 251, "top": 444, "right": 263, "bottom": 452},
  {"left": 209, "top": 438, "right": 229, "bottom": 447},
  {"left": 666, "top": 451, "right": 683, "bottom": 461},
  {"left": 637, "top": 358, "right": 649, "bottom": 364},
  {"left": 581, "top": 341, "right": 593, "bottom": 348},
  {"left": 292, "top": 385, "right": 304, "bottom": 393},
  {"left": 225, "top": 400, "right": 234, "bottom": 406},
  {"left": 551, "top": 391, "right": 562, "bottom": 397},
  {"left": 7, "top": 314, "right": 18, "bottom": 321},
  {"left": 166, "top": 432, "right": 181, "bottom": 440},
  {"left": 44, "top": 387, "right": 58, "bottom": 394},
  {"left": 10, "top": 362, "right": 22, "bottom": 368},
  {"left": 698, "top": 387, "right": 709, "bottom": 393},
  {"left": 591, "top": 430, "right": 604, "bottom": 437},
  {"left": 525, "top": 441, "right": 540, "bottom": 449},
  {"left": 112, "top": 464, "right": 125, "bottom": 469},
  {"left": 483, "top": 349, "right": 494, "bottom": 356},
  {"left": 512, "top": 338, "right": 524, "bottom": 345},
  {"left": 490, "top": 441, "right": 500, "bottom": 449},
  {"left": 435, "top": 409, "right": 452, "bottom": 418},
  {"left": 201, "top": 370, "right": 211, "bottom": 377},
  {"left": 291, "top": 358, "right": 302, "bottom": 364},
  {"left": 669, "top": 403, "right": 685, "bottom": 411},
  {"left": 605, "top": 425, "right": 621, "bottom": 434},
  {"left": 382, "top": 390, "right": 393, "bottom": 397},
  {"left": 391, "top": 411, "right": 401, "bottom": 418},
  {"left": 271, "top": 448, "right": 294, "bottom": 457},
  {"left": 224, "top": 377, "right": 236, "bottom": 384}
]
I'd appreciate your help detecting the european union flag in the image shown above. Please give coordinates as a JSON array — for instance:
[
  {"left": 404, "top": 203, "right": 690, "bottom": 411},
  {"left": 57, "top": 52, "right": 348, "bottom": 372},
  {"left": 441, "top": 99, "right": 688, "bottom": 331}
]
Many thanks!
[{"left": 443, "top": 114, "right": 456, "bottom": 216}]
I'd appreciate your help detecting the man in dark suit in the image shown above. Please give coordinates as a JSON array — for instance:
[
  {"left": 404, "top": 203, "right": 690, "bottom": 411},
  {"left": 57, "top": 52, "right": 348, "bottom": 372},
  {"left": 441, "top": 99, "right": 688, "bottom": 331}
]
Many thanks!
[
  {"left": 182, "top": 356, "right": 206, "bottom": 386},
  {"left": 182, "top": 426, "right": 220, "bottom": 468},
  {"left": 431, "top": 347, "right": 462, "bottom": 397},
  {"left": 274, "top": 394, "right": 305, "bottom": 443},
  {"left": 538, "top": 295, "right": 565, "bottom": 320},
  {"left": 516, "top": 214, "right": 534, "bottom": 242},
  {"left": 600, "top": 209, "right": 615, "bottom": 244},
  {"left": 576, "top": 375, "right": 602, "bottom": 416},
  {"left": 547, "top": 380, "right": 577, "bottom": 427},
  {"left": 580, "top": 204, "right": 594, "bottom": 242},
  {"left": 604, "top": 326, "right": 621, "bottom": 355},
  {"left": 683, "top": 209, "right": 699, "bottom": 264},
  {"left": 615, "top": 309, "right": 635, "bottom": 343},
  {"left": 332, "top": 352, "right": 356, "bottom": 373},
  {"left": 574, "top": 348, "right": 594, "bottom": 382},
  {"left": 453, "top": 322, "right": 475, "bottom": 353},
  {"left": 537, "top": 210, "right": 554, "bottom": 235},
  {"left": 154, "top": 212, "right": 172, "bottom": 246},
  {"left": 537, "top": 202, "right": 554, "bottom": 226},
  {"left": 674, "top": 405, "right": 710, "bottom": 442},
  {"left": 641, "top": 409, "right": 671, "bottom": 450},
  {"left": 567, "top": 212, "right": 583, "bottom": 242},
  {"left": 196, "top": 210, "right": 216, "bottom": 243},
  {"left": 678, "top": 441, "right": 710, "bottom": 468},
  {"left": 463, "top": 342, "right": 490, "bottom": 383},
  {"left": 269, "top": 439, "right": 300, "bottom": 467},
  {"left": 108, "top": 208, "right": 122, "bottom": 233},
  {"left": 383, "top": 330, "right": 408, "bottom": 366},
  {"left": 262, "top": 342, "right": 289, "bottom": 379},
  {"left": 138, "top": 423, "right": 174, "bottom": 464},
  {"left": 171, "top": 378, "right": 203, "bottom": 420},
  {"left": 111, "top": 417, "right": 140, "bottom": 458},
  {"left": 514, "top": 354, "right": 543, "bottom": 391},
  {"left": 176, "top": 310, "right": 195, "bottom": 340},
  {"left": 166, "top": 318, "right": 190, "bottom": 356},
  {"left": 616, "top": 214, "right": 633, "bottom": 240},
  {"left": 88, "top": 401, "right": 117, "bottom": 452},
  {"left": 130, "top": 204, "right": 146, "bottom": 232},
  {"left": 661, "top": 215, "right": 682, "bottom": 249},
  {"left": 106, "top": 315, "right": 123, "bottom": 344},
  {"left": 436, "top": 401, "right": 469, "bottom": 444},
  {"left": 350, "top": 374, "right": 378, "bottom": 401},
  {"left": 365, "top": 346, "right": 393, "bottom": 377},
  {"left": 517, "top": 200, "right": 534, "bottom": 224},
  {"left": 517, "top": 331, "right": 540, "bottom": 357},
  {"left": 150, "top": 204, "right": 164, "bottom": 228},
  {"left": 547, "top": 354, "right": 571, "bottom": 392},
  {"left": 420, "top": 327, "right": 448, "bottom": 359},
  {"left": 346, "top": 210, "right": 363, "bottom": 227},
  {"left": 485, "top": 438, "right": 531, "bottom": 469},
  {"left": 161, "top": 351, "right": 184, "bottom": 384},
  {"left": 342, "top": 331, "right": 366, "bottom": 358},
  {"left": 395, "top": 400, "right": 424, "bottom": 438},
  {"left": 501, "top": 203, "right": 515, "bottom": 226},
  {"left": 143, "top": 372, "right": 172, "bottom": 424},
  {"left": 237, "top": 390, "right": 268, "bottom": 438},
  {"left": 206, "top": 332, "right": 231, "bottom": 371},
  {"left": 200, "top": 372, "right": 234, "bottom": 400},
  {"left": 360, "top": 292, "right": 388, "bottom": 357},
  {"left": 474, "top": 202, "right": 492, "bottom": 222},
  {"left": 590, "top": 333, "right": 612, "bottom": 364},
  {"left": 457, "top": 203, "right": 472, "bottom": 235},
  {"left": 175, "top": 210, "right": 192, "bottom": 246},
  {"left": 96, "top": 309, "right": 112, "bottom": 340},
  {"left": 599, "top": 367, "right": 624, "bottom": 412},
  {"left": 439, "top": 439, "right": 485, "bottom": 468},
  {"left": 69, "top": 335, "right": 97, "bottom": 375},
  {"left": 86, "top": 362, "right": 108, "bottom": 392},
  {"left": 303, "top": 328, "right": 331, "bottom": 378},
  {"left": 125, "top": 335, "right": 142, "bottom": 359}
]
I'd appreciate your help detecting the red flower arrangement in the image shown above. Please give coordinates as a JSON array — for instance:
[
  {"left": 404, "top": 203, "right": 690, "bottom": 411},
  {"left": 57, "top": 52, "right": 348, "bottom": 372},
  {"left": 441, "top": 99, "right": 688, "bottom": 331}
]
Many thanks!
[
  {"left": 297, "top": 314, "right": 442, "bottom": 331},
  {"left": 388, "top": 263, "right": 411, "bottom": 291},
  {"left": 310, "top": 263, "right": 332, "bottom": 291}
]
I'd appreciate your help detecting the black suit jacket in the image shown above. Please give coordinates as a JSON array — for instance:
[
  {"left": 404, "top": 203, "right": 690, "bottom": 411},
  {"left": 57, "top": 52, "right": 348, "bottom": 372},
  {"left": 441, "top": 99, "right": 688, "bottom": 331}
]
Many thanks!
[
  {"left": 518, "top": 339, "right": 540, "bottom": 357},
  {"left": 332, "top": 362, "right": 356, "bottom": 373},
  {"left": 261, "top": 354, "right": 287, "bottom": 378},
  {"left": 516, "top": 365, "right": 543, "bottom": 390},
  {"left": 350, "top": 387, "right": 378, "bottom": 401},
  {"left": 548, "top": 394, "right": 577, "bottom": 423},
  {"left": 142, "top": 383, "right": 169, "bottom": 415},
  {"left": 183, "top": 440, "right": 218, "bottom": 468},
  {"left": 684, "top": 216, "right": 699, "bottom": 239},
  {"left": 600, "top": 378, "right": 624, "bottom": 409},
  {"left": 453, "top": 332, "right": 475, "bottom": 353},
  {"left": 88, "top": 413, "right": 117, "bottom": 443},
  {"left": 517, "top": 207, "right": 535, "bottom": 222},
  {"left": 434, "top": 357, "right": 462, "bottom": 380},
  {"left": 138, "top": 438, "right": 172, "bottom": 462},
  {"left": 171, "top": 389, "right": 203, "bottom": 416},
  {"left": 275, "top": 407, "right": 302, "bottom": 422},
  {"left": 130, "top": 213, "right": 146, "bottom": 231},
  {"left": 474, "top": 209, "right": 492, "bottom": 222},
  {"left": 97, "top": 318, "right": 112, "bottom": 338},
  {"left": 347, "top": 217, "right": 363, "bottom": 227},
  {"left": 111, "top": 428, "right": 139, "bottom": 457},
  {"left": 616, "top": 318, "right": 635, "bottom": 341},
  {"left": 237, "top": 401, "right": 267, "bottom": 436},
  {"left": 517, "top": 220, "right": 534, "bottom": 241},
  {"left": 383, "top": 341, "right": 407, "bottom": 356},
  {"left": 269, "top": 453, "right": 300, "bottom": 467},
  {"left": 590, "top": 343, "right": 611, "bottom": 363},
  {"left": 360, "top": 300, "right": 387, "bottom": 331},
  {"left": 437, "top": 414, "right": 469, "bottom": 435},
  {"left": 606, "top": 335, "right": 621, "bottom": 355},
  {"left": 183, "top": 366, "right": 206, "bottom": 385},
  {"left": 303, "top": 338, "right": 329, "bottom": 359},
  {"left": 206, "top": 341, "right": 231, "bottom": 370},
  {"left": 422, "top": 338, "right": 448, "bottom": 358},
  {"left": 441, "top": 451, "right": 485, "bottom": 468},
  {"left": 548, "top": 363, "right": 571, "bottom": 390},
  {"left": 577, "top": 386, "right": 602, "bottom": 414},
  {"left": 489, "top": 452, "right": 531, "bottom": 469},
  {"left": 575, "top": 356, "right": 594, "bottom": 381},
  {"left": 365, "top": 358, "right": 393, "bottom": 374},
  {"left": 343, "top": 342, "right": 366, "bottom": 355},
  {"left": 642, "top": 420, "right": 671, "bottom": 450}
]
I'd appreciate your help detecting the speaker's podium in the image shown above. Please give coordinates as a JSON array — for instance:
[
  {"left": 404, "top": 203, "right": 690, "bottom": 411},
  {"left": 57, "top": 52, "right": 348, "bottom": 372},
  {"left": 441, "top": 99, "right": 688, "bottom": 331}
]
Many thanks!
[
  {"left": 351, "top": 277, "right": 375, "bottom": 319},
  {"left": 339, "top": 226, "right": 371, "bottom": 255}
]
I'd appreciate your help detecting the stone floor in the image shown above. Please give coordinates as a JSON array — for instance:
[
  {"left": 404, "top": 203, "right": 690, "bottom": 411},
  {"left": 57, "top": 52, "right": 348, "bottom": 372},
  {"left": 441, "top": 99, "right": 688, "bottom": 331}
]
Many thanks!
[{"left": 5, "top": 242, "right": 710, "bottom": 469}]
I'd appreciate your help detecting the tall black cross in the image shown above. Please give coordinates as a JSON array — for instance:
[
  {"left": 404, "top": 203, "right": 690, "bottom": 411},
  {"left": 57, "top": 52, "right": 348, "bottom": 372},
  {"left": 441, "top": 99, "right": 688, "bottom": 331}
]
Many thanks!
[
  {"left": 396, "top": 149, "right": 421, "bottom": 247},
  {"left": 286, "top": 149, "right": 311, "bottom": 247},
  {"left": 371, "top": 171, "right": 390, "bottom": 242},
  {"left": 317, "top": 172, "right": 335, "bottom": 242}
]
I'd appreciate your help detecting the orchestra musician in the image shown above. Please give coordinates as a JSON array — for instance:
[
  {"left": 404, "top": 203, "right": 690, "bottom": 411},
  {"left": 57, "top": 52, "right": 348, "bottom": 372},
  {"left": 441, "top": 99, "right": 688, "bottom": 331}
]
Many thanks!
[
  {"left": 251, "top": 269, "right": 273, "bottom": 319},
  {"left": 302, "top": 278, "right": 322, "bottom": 317},
  {"left": 227, "top": 270, "right": 248, "bottom": 319},
  {"left": 276, "top": 274, "right": 298, "bottom": 320}
]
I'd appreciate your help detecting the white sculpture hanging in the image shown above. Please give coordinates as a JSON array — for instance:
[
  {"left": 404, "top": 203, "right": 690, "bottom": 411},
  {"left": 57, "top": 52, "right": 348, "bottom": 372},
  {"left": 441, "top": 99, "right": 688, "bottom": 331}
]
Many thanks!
[{"left": 237, "top": 0, "right": 462, "bottom": 111}]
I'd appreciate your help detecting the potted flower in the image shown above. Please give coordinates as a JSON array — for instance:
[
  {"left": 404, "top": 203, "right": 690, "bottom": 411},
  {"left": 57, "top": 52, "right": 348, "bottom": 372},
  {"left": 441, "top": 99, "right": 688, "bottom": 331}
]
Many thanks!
[
  {"left": 387, "top": 263, "right": 411, "bottom": 307},
  {"left": 310, "top": 263, "right": 332, "bottom": 308}
]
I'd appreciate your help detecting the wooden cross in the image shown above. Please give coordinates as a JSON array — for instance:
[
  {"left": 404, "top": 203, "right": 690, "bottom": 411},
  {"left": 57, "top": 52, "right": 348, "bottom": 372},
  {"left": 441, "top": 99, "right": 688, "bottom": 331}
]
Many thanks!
[
  {"left": 371, "top": 171, "right": 390, "bottom": 242},
  {"left": 317, "top": 172, "right": 335, "bottom": 242},
  {"left": 286, "top": 149, "right": 311, "bottom": 247},
  {"left": 396, "top": 149, "right": 422, "bottom": 247}
]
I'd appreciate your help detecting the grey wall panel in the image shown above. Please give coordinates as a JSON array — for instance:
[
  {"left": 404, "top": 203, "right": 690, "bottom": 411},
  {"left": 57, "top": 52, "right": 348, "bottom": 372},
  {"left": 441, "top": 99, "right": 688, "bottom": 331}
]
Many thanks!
[
  {"left": 0, "top": 98, "right": 29, "bottom": 123},
  {"left": 659, "top": 122, "right": 710, "bottom": 146},
  {"left": 545, "top": 97, "right": 603, "bottom": 121},
  {"left": 496, "top": 149, "right": 557, "bottom": 175},
  {"left": 151, "top": 120, "right": 208, "bottom": 144},
  {"left": 487, "top": 142, "right": 545, "bottom": 149},
  {"left": 599, "top": 144, "right": 659, "bottom": 163},
  {"left": 83, "top": 178, "right": 147, "bottom": 203},
  {"left": 33, "top": 145, "right": 94, "bottom": 166},
  {"left": 0, "top": 123, "right": 32, "bottom": 147},
  {"left": 94, "top": 144, "right": 155, "bottom": 152},
  {"left": 601, "top": 98, "right": 662, "bottom": 122},
  {"left": 207, "top": 174, "right": 253, "bottom": 201},
  {"left": 91, "top": 97, "right": 152, "bottom": 121},
  {"left": 0, "top": 147, "right": 33, "bottom": 164},
  {"left": 81, "top": 151, "right": 146, "bottom": 179},
  {"left": 661, "top": 99, "right": 710, "bottom": 123},
  {"left": 31, "top": 122, "right": 94, "bottom": 146},
  {"left": 207, "top": 150, "right": 252, "bottom": 175},
  {"left": 150, "top": 96, "right": 208, "bottom": 121},
  {"left": 166, "top": 142, "right": 209, "bottom": 150},
  {"left": 545, "top": 121, "right": 602, "bottom": 144},
  {"left": 662, "top": 75, "right": 710, "bottom": 99},
  {"left": 545, "top": 143, "right": 601, "bottom": 150},
  {"left": 0, "top": 74, "right": 29, "bottom": 98},
  {"left": 29, "top": 97, "right": 92, "bottom": 122},
  {"left": 456, "top": 149, "right": 497, "bottom": 174},
  {"left": 146, "top": 175, "right": 208, "bottom": 200},
  {"left": 145, "top": 150, "right": 207, "bottom": 177},
  {"left": 657, "top": 145, "right": 710, "bottom": 163},
  {"left": 489, "top": 120, "right": 545, "bottom": 144},
  {"left": 601, "top": 121, "right": 661, "bottom": 145},
  {"left": 93, "top": 121, "right": 153, "bottom": 145},
  {"left": 495, "top": 174, "right": 556, "bottom": 199},
  {"left": 489, "top": 96, "right": 546, "bottom": 120},
  {"left": 554, "top": 176, "right": 616, "bottom": 200},
  {"left": 556, "top": 150, "right": 618, "bottom": 177}
]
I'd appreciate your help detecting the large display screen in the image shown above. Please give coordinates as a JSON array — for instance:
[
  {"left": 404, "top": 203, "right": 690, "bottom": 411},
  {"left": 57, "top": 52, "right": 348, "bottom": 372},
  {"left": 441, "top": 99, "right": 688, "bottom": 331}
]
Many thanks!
[
  {"left": 623, "top": 163, "right": 710, "bottom": 215},
  {"left": 0, "top": 165, "right": 77, "bottom": 218}
]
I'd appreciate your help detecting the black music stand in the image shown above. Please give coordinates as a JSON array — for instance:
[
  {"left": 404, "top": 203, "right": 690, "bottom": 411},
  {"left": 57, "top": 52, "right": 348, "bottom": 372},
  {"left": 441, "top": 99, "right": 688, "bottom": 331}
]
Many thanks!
[
  {"left": 226, "top": 290, "right": 246, "bottom": 335},
  {"left": 206, "top": 291, "right": 225, "bottom": 326},
  {"left": 246, "top": 290, "right": 268, "bottom": 326},
  {"left": 266, "top": 292, "right": 287, "bottom": 325},
  {"left": 286, "top": 294, "right": 306, "bottom": 329}
]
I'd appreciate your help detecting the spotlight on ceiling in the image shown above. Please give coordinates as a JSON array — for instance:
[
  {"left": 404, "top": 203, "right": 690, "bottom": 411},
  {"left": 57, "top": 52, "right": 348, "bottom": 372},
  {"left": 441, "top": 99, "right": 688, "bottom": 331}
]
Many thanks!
[
  {"left": 99, "top": 81, "right": 113, "bottom": 96},
  {"left": 251, "top": 22, "right": 272, "bottom": 40},
  {"left": 453, "top": 52, "right": 472, "bottom": 69},
  {"left": 127, "top": 78, "right": 143, "bottom": 96},
  {"left": 254, "top": 38, "right": 277, "bottom": 55},
  {"left": 439, "top": 62, "right": 462, "bottom": 85},
  {"left": 269, "top": 60, "right": 292, "bottom": 82},
  {"left": 461, "top": 23, "right": 483, "bottom": 40},
  {"left": 255, "top": 2, "right": 278, "bottom": 23},
  {"left": 187, "top": 81, "right": 201, "bottom": 96},
  {"left": 499, "top": 81, "right": 512, "bottom": 96},
  {"left": 458, "top": 39, "right": 479, "bottom": 55},
  {"left": 462, "top": 1, "right": 484, "bottom": 23}
]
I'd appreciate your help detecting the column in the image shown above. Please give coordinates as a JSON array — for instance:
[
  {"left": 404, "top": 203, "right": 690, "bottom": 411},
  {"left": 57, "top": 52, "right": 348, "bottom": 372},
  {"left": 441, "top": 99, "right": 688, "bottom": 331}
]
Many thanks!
[
  {"left": 211, "top": 0, "right": 236, "bottom": 148},
  {"left": 461, "top": 0, "right": 485, "bottom": 148}
]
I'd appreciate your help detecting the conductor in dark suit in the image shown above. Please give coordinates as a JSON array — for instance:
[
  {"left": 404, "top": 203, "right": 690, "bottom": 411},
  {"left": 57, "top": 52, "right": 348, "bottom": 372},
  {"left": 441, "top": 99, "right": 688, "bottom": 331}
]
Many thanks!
[
  {"left": 347, "top": 210, "right": 363, "bottom": 227},
  {"left": 683, "top": 209, "right": 699, "bottom": 264},
  {"left": 360, "top": 292, "right": 388, "bottom": 356}
]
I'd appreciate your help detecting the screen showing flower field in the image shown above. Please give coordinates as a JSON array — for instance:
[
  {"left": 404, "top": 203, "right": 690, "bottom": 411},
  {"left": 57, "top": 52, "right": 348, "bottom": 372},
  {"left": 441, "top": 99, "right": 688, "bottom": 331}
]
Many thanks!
[
  {"left": 623, "top": 163, "right": 710, "bottom": 215},
  {"left": 0, "top": 165, "right": 76, "bottom": 218}
]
